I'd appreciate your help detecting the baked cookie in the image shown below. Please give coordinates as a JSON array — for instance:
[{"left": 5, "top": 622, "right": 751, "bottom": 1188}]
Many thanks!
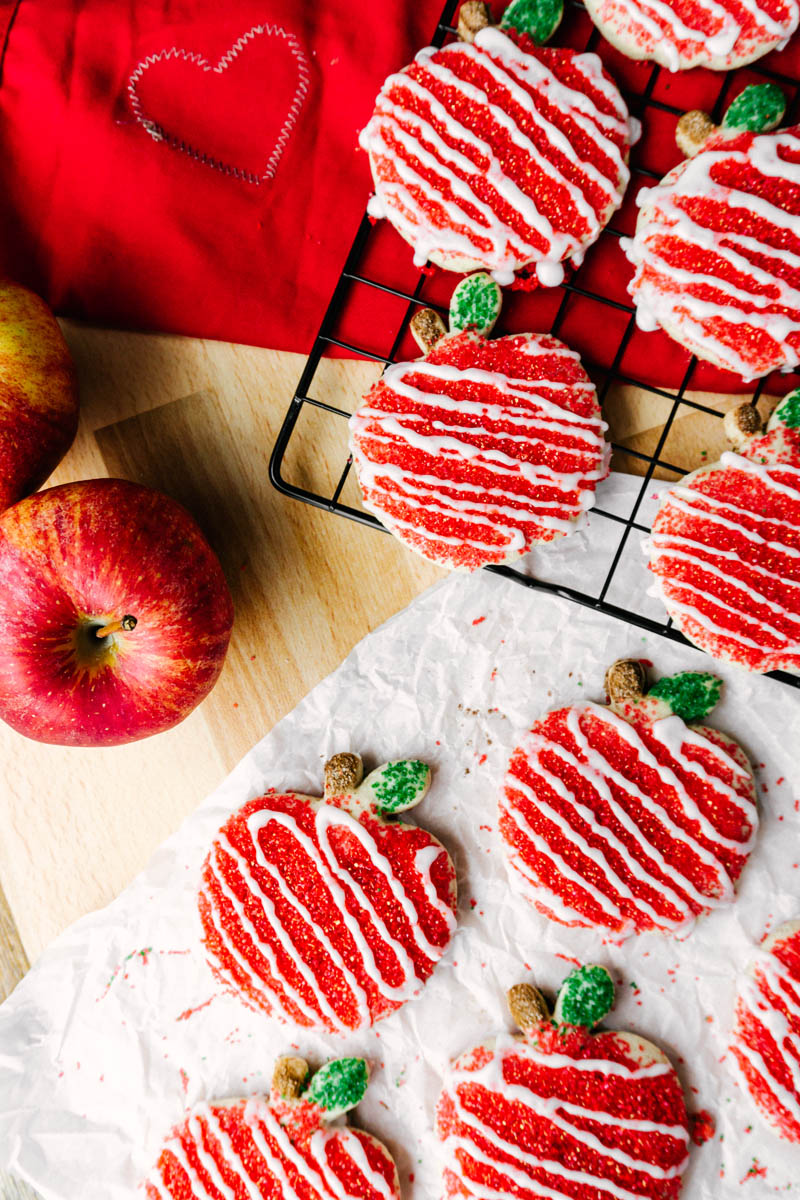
[
  {"left": 499, "top": 659, "right": 757, "bottom": 938},
  {"left": 649, "top": 397, "right": 800, "bottom": 674},
  {"left": 731, "top": 920, "right": 800, "bottom": 1142},
  {"left": 584, "top": 0, "right": 799, "bottom": 72},
  {"left": 145, "top": 1055, "right": 400, "bottom": 1199},
  {"left": 437, "top": 966, "right": 690, "bottom": 1199},
  {"left": 359, "top": 0, "right": 635, "bottom": 287},
  {"left": 623, "top": 85, "right": 800, "bottom": 381},
  {"left": 349, "top": 273, "right": 609, "bottom": 571},
  {"left": 198, "top": 752, "right": 456, "bottom": 1033}
]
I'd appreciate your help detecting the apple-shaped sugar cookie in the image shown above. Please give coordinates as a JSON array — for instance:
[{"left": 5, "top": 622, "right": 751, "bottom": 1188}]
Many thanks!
[
  {"left": 145, "top": 1055, "right": 400, "bottom": 1199},
  {"left": 199, "top": 752, "right": 457, "bottom": 1033},
  {"left": 437, "top": 966, "right": 690, "bottom": 1199},
  {"left": 623, "top": 84, "right": 800, "bottom": 380},
  {"left": 349, "top": 273, "right": 609, "bottom": 571},
  {"left": 585, "top": 0, "right": 799, "bottom": 72},
  {"left": 0, "top": 478, "right": 233, "bottom": 745},
  {"left": 360, "top": 0, "right": 635, "bottom": 286},
  {"left": 500, "top": 659, "right": 757, "bottom": 938},
  {"left": 731, "top": 919, "right": 800, "bottom": 1142},
  {"left": 0, "top": 280, "right": 78, "bottom": 511},
  {"left": 649, "top": 398, "right": 800, "bottom": 675}
]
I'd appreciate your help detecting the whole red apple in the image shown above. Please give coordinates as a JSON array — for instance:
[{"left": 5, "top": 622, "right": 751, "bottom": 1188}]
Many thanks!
[
  {"left": 0, "top": 479, "right": 234, "bottom": 746},
  {"left": 0, "top": 280, "right": 79, "bottom": 511}
]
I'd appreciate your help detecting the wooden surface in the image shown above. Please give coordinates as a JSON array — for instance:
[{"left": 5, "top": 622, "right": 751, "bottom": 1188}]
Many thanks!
[{"left": 0, "top": 322, "right": 763, "bottom": 1199}]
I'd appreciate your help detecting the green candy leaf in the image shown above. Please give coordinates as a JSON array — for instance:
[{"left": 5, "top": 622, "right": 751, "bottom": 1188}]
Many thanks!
[
  {"left": 306, "top": 1059, "right": 368, "bottom": 1118},
  {"left": 450, "top": 272, "right": 503, "bottom": 337},
  {"left": 362, "top": 760, "right": 431, "bottom": 814},
  {"left": 723, "top": 84, "right": 786, "bottom": 134},
  {"left": 649, "top": 672, "right": 722, "bottom": 722},
  {"left": 770, "top": 388, "right": 800, "bottom": 431},
  {"left": 554, "top": 965, "right": 615, "bottom": 1028},
  {"left": 500, "top": 0, "right": 563, "bottom": 44}
]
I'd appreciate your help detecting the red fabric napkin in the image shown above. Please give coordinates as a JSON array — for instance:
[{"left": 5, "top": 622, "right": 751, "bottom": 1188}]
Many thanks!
[
  {"left": 0, "top": 0, "right": 442, "bottom": 353},
  {"left": 1, "top": 0, "right": 799, "bottom": 399}
]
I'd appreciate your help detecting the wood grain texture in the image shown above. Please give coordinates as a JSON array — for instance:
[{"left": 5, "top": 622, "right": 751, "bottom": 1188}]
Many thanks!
[{"left": 0, "top": 332, "right": 441, "bottom": 965}]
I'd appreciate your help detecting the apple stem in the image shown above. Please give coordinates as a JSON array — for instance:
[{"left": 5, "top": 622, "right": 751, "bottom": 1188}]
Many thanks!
[{"left": 95, "top": 615, "right": 138, "bottom": 639}]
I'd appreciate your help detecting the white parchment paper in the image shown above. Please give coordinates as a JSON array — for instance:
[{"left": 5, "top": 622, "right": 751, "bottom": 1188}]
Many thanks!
[{"left": 2, "top": 474, "right": 800, "bottom": 1200}]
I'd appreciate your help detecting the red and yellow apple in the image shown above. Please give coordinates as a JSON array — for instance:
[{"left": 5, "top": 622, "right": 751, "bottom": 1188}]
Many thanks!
[
  {"left": 0, "top": 478, "right": 234, "bottom": 746},
  {"left": 0, "top": 280, "right": 78, "bottom": 511}
]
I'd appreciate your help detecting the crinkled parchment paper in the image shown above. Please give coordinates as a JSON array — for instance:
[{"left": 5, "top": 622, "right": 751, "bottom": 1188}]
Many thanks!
[{"left": 1, "top": 475, "right": 799, "bottom": 1199}]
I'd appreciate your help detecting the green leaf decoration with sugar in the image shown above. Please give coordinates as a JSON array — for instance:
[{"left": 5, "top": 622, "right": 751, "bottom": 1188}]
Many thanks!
[
  {"left": 501, "top": 0, "right": 564, "bottom": 44},
  {"left": 769, "top": 388, "right": 800, "bottom": 432},
  {"left": 648, "top": 671, "right": 722, "bottom": 722},
  {"left": 723, "top": 83, "right": 786, "bottom": 134},
  {"left": 554, "top": 964, "right": 615, "bottom": 1028},
  {"left": 362, "top": 760, "right": 431, "bottom": 814},
  {"left": 449, "top": 272, "right": 503, "bottom": 337},
  {"left": 306, "top": 1058, "right": 369, "bottom": 1118}
]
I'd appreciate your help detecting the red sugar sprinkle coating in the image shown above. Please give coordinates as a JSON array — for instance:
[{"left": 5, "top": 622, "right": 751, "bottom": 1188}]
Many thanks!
[
  {"left": 198, "top": 789, "right": 456, "bottom": 1033},
  {"left": 360, "top": 28, "right": 632, "bottom": 283},
  {"left": 144, "top": 1095, "right": 399, "bottom": 1199},
  {"left": 437, "top": 1021, "right": 690, "bottom": 1199},
  {"left": 349, "top": 328, "right": 609, "bottom": 572},
  {"left": 585, "top": 0, "right": 798, "bottom": 72},
  {"left": 499, "top": 696, "right": 756, "bottom": 937},
  {"left": 731, "top": 921, "right": 800, "bottom": 1142},
  {"left": 625, "top": 128, "right": 800, "bottom": 380},
  {"left": 649, "top": 421, "right": 800, "bottom": 673},
  {"left": 689, "top": 1109, "right": 716, "bottom": 1145}
]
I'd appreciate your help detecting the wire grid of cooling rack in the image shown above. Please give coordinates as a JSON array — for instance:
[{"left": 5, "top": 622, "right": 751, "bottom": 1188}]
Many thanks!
[{"left": 269, "top": 0, "right": 800, "bottom": 689}]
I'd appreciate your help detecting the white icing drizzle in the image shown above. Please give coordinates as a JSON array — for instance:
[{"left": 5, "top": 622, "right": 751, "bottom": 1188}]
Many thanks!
[
  {"left": 201, "top": 865, "right": 326, "bottom": 1027},
  {"left": 506, "top": 749, "right": 694, "bottom": 928},
  {"left": 650, "top": 453, "right": 800, "bottom": 668},
  {"left": 204, "top": 800, "right": 451, "bottom": 1031},
  {"left": 246, "top": 1102, "right": 320, "bottom": 1199},
  {"left": 595, "top": 0, "right": 797, "bottom": 70},
  {"left": 624, "top": 132, "right": 800, "bottom": 378},
  {"left": 504, "top": 851, "right": 608, "bottom": 927},
  {"left": 442, "top": 1034, "right": 687, "bottom": 1200},
  {"left": 581, "top": 703, "right": 753, "bottom": 857},
  {"left": 360, "top": 27, "right": 630, "bottom": 280},
  {"left": 211, "top": 834, "right": 358, "bottom": 1031},
  {"left": 734, "top": 947, "right": 800, "bottom": 1131},
  {"left": 413, "top": 843, "right": 458, "bottom": 927},
  {"left": 195, "top": 1106, "right": 263, "bottom": 1200},
  {"left": 502, "top": 702, "right": 754, "bottom": 934},
  {"left": 310, "top": 1130, "right": 397, "bottom": 1200},
  {"left": 350, "top": 343, "right": 608, "bottom": 567}
]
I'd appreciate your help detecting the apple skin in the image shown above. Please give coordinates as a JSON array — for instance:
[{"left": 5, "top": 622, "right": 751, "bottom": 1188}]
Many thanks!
[
  {"left": 0, "top": 280, "right": 79, "bottom": 511},
  {"left": 0, "top": 479, "right": 234, "bottom": 746}
]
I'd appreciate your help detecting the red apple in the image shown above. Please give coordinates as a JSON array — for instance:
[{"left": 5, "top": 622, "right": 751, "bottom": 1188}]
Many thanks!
[
  {"left": 0, "top": 478, "right": 234, "bottom": 746},
  {"left": 0, "top": 280, "right": 79, "bottom": 511}
]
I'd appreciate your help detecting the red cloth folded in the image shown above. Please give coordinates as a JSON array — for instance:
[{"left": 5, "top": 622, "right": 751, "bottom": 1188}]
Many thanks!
[
  {"left": 1, "top": 0, "right": 798, "bottom": 400},
  {"left": 0, "top": 0, "right": 442, "bottom": 353}
]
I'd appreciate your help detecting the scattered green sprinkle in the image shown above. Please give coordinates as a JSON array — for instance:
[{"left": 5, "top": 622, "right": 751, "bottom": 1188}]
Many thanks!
[
  {"left": 649, "top": 671, "right": 721, "bottom": 722},
  {"left": 307, "top": 1059, "right": 368, "bottom": 1117},
  {"left": 723, "top": 83, "right": 785, "bottom": 133},
  {"left": 556, "top": 964, "right": 615, "bottom": 1028},
  {"left": 774, "top": 388, "right": 800, "bottom": 430},
  {"left": 369, "top": 760, "right": 430, "bottom": 813},
  {"left": 501, "top": 0, "right": 564, "bottom": 43},
  {"left": 449, "top": 272, "right": 502, "bottom": 336}
]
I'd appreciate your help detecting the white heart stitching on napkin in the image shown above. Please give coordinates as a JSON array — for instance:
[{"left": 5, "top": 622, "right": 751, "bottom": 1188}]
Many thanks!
[{"left": 127, "top": 23, "right": 311, "bottom": 185}]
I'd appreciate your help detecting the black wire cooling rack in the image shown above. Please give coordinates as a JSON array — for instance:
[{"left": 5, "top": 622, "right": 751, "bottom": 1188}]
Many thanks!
[{"left": 269, "top": 0, "right": 800, "bottom": 689}]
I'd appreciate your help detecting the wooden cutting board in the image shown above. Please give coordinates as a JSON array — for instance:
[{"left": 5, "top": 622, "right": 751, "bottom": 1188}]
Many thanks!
[{"left": 0, "top": 321, "right": 763, "bottom": 1200}]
